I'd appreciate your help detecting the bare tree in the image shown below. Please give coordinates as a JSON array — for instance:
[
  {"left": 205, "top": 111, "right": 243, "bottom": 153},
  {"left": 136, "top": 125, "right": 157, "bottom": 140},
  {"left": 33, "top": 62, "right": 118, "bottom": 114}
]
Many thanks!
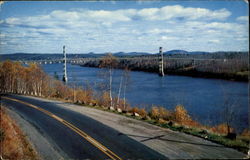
[
  {"left": 220, "top": 84, "right": 240, "bottom": 138},
  {"left": 222, "top": 94, "right": 238, "bottom": 136},
  {"left": 116, "top": 73, "right": 123, "bottom": 108},
  {"left": 99, "top": 53, "right": 117, "bottom": 108},
  {"left": 122, "top": 67, "right": 130, "bottom": 110}
]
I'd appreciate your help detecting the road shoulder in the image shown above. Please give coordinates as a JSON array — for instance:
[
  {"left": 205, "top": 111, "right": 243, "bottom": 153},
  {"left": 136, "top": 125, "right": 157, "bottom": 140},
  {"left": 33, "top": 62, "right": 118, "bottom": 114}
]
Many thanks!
[{"left": 4, "top": 106, "right": 66, "bottom": 160}]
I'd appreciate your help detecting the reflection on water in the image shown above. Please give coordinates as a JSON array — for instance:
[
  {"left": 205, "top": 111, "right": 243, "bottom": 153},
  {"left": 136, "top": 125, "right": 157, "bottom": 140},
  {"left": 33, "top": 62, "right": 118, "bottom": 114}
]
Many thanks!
[{"left": 41, "top": 63, "right": 248, "bottom": 132}]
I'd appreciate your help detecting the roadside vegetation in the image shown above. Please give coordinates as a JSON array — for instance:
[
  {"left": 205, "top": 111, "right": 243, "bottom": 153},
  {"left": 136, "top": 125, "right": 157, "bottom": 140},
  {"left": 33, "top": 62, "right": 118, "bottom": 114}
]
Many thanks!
[
  {"left": 0, "top": 59, "right": 249, "bottom": 154},
  {"left": 0, "top": 106, "right": 39, "bottom": 160}
]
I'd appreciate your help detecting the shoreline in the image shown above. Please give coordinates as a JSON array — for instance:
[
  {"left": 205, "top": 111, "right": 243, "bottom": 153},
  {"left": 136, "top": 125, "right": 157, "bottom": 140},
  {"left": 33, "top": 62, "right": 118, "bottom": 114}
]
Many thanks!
[{"left": 79, "top": 64, "right": 248, "bottom": 82}]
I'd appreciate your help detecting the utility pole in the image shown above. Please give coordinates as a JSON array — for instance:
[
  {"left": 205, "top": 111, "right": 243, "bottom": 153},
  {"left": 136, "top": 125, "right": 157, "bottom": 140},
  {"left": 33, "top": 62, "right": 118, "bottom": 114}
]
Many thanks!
[
  {"left": 62, "top": 45, "right": 68, "bottom": 83},
  {"left": 159, "top": 47, "right": 164, "bottom": 77}
]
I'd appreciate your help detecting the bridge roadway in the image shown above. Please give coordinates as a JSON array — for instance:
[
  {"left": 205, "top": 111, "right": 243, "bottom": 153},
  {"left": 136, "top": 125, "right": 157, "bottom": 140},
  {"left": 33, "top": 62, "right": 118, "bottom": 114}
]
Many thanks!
[{"left": 20, "top": 57, "right": 228, "bottom": 65}]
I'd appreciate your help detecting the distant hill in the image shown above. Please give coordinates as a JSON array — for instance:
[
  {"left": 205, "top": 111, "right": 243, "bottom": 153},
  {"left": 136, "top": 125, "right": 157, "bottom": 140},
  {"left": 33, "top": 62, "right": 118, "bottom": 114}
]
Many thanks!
[
  {"left": 164, "top": 50, "right": 189, "bottom": 55},
  {"left": 163, "top": 50, "right": 211, "bottom": 55},
  {"left": 114, "top": 52, "right": 150, "bottom": 56},
  {"left": 189, "top": 51, "right": 210, "bottom": 54}
]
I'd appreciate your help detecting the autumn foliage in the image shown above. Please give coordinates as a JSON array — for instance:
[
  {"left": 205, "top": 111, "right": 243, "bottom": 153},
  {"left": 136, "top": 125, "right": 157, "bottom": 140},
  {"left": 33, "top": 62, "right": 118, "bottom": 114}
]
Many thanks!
[
  {"left": 211, "top": 123, "right": 234, "bottom": 135},
  {"left": 149, "top": 106, "right": 174, "bottom": 121},
  {"left": 0, "top": 107, "right": 38, "bottom": 160},
  {"left": 0, "top": 61, "right": 93, "bottom": 105},
  {"left": 174, "top": 105, "right": 200, "bottom": 127},
  {"left": 149, "top": 107, "right": 160, "bottom": 119},
  {"left": 129, "top": 107, "right": 147, "bottom": 118},
  {"left": 174, "top": 105, "right": 192, "bottom": 123},
  {"left": 0, "top": 61, "right": 49, "bottom": 96}
]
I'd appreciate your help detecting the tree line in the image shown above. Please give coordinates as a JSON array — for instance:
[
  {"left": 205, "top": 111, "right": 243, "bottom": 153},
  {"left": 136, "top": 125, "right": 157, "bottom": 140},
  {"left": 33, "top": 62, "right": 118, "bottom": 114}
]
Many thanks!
[
  {"left": 0, "top": 58, "right": 131, "bottom": 110},
  {"left": 81, "top": 54, "right": 248, "bottom": 81},
  {"left": 0, "top": 61, "right": 49, "bottom": 96}
]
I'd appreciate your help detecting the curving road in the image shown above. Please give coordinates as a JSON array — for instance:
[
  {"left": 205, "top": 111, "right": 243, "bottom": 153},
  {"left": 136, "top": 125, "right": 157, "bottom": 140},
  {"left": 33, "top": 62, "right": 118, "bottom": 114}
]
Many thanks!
[
  {"left": 1, "top": 94, "right": 166, "bottom": 160},
  {"left": 1, "top": 94, "right": 246, "bottom": 159}
]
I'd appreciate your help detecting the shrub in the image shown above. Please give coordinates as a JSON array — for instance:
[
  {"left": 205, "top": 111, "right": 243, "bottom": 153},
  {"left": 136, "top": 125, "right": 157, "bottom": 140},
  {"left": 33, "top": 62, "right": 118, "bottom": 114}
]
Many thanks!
[
  {"left": 159, "top": 107, "right": 174, "bottom": 121},
  {"left": 137, "top": 108, "right": 147, "bottom": 118},
  {"left": 241, "top": 129, "right": 250, "bottom": 138},
  {"left": 75, "top": 88, "right": 93, "bottom": 105},
  {"left": 53, "top": 80, "right": 70, "bottom": 99},
  {"left": 211, "top": 123, "right": 234, "bottom": 135},
  {"left": 119, "top": 99, "right": 131, "bottom": 111},
  {"left": 174, "top": 105, "right": 191, "bottom": 123},
  {"left": 174, "top": 105, "right": 200, "bottom": 127},
  {"left": 99, "top": 92, "right": 111, "bottom": 108},
  {"left": 113, "top": 97, "right": 125, "bottom": 110},
  {"left": 149, "top": 107, "right": 160, "bottom": 120},
  {"left": 158, "top": 118, "right": 167, "bottom": 124},
  {"left": 129, "top": 107, "right": 140, "bottom": 114}
]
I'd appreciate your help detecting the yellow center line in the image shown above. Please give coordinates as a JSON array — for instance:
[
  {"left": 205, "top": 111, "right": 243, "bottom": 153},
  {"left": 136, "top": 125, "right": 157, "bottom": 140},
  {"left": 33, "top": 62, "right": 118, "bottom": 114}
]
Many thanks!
[{"left": 2, "top": 96, "right": 123, "bottom": 160}]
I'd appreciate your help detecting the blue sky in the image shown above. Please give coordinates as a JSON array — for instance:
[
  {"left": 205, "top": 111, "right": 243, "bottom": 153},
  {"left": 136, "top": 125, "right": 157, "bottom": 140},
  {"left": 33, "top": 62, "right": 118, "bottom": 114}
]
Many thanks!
[{"left": 0, "top": 1, "right": 248, "bottom": 54}]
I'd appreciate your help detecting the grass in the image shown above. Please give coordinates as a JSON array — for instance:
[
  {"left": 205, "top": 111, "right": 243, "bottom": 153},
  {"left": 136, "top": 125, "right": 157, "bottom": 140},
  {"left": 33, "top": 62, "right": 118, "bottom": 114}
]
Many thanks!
[{"left": 0, "top": 106, "right": 39, "bottom": 160}]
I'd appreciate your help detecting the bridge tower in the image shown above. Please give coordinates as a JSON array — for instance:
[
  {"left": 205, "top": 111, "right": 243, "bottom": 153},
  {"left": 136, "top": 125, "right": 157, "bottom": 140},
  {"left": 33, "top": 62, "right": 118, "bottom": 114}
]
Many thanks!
[
  {"left": 62, "top": 45, "right": 68, "bottom": 83},
  {"left": 192, "top": 59, "right": 196, "bottom": 67},
  {"left": 158, "top": 47, "right": 164, "bottom": 77}
]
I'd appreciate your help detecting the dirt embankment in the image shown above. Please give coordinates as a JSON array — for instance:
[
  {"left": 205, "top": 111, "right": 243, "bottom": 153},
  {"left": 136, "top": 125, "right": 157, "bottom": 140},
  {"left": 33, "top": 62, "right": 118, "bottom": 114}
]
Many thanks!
[{"left": 0, "top": 106, "right": 40, "bottom": 160}]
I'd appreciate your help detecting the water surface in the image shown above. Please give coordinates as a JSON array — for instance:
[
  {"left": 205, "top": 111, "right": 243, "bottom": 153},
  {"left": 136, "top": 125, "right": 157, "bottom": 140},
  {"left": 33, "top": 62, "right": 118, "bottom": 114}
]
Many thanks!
[{"left": 42, "top": 63, "right": 248, "bottom": 132}]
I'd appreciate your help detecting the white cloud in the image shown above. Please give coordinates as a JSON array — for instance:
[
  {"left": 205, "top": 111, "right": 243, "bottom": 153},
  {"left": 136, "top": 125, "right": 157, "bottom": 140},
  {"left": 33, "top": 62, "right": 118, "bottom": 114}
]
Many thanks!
[
  {"left": 0, "top": 33, "right": 5, "bottom": 37},
  {"left": 160, "top": 36, "right": 177, "bottom": 40},
  {"left": 208, "top": 39, "right": 220, "bottom": 43},
  {"left": 88, "top": 9, "right": 133, "bottom": 22},
  {"left": 3, "top": 5, "right": 231, "bottom": 28},
  {"left": 136, "top": 5, "right": 231, "bottom": 21},
  {"left": 50, "top": 10, "right": 79, "bottom": 20},
  {"left": 148, "top": 28, "right": 172, "bottom": 34},
  {"left": 5, "top": 18, "right": 20, "bottom": 25},
  {"left": 0, "top": 42, "right": 7, "bottom": 45},
  {"left": 0, "top": 4, "right": 248, "bottom": 53},
  {"left": 236, "top": 16, "right": 248, "bottom": 21},
  {"left": 137, "top": 8, "right": 159, "bottom": 19}
]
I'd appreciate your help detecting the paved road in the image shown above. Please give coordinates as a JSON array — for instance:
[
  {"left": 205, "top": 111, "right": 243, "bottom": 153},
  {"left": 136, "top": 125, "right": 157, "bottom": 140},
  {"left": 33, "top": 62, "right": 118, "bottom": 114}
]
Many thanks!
[
  {"left": 1, "top": 94, "right": 166, "bottom": 160},
  {"left": 1, "top": 94, "right": 247, "bottom": 159}
]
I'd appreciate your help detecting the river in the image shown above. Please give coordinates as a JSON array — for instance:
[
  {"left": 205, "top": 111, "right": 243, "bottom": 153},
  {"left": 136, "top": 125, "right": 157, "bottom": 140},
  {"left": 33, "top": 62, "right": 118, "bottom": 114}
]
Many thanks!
[{"left": 41, "top": 63, "right": 248, "bottom": 132}]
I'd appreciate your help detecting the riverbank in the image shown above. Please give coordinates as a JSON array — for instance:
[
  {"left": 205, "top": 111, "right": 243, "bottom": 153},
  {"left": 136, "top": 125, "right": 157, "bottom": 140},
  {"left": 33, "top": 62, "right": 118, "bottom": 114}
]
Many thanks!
[{"left": 80, "top": 57, "right": 248, "bottom": 82}]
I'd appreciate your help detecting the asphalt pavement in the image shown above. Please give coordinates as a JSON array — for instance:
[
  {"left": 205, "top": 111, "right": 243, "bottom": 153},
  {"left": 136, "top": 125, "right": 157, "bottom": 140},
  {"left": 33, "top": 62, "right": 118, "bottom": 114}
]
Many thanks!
[
  {"left": 1, "top": 94, "right": 247, "bottom": 159},
  {"left": 1, "top": 94, "right": 166, "bottom": 160}
]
